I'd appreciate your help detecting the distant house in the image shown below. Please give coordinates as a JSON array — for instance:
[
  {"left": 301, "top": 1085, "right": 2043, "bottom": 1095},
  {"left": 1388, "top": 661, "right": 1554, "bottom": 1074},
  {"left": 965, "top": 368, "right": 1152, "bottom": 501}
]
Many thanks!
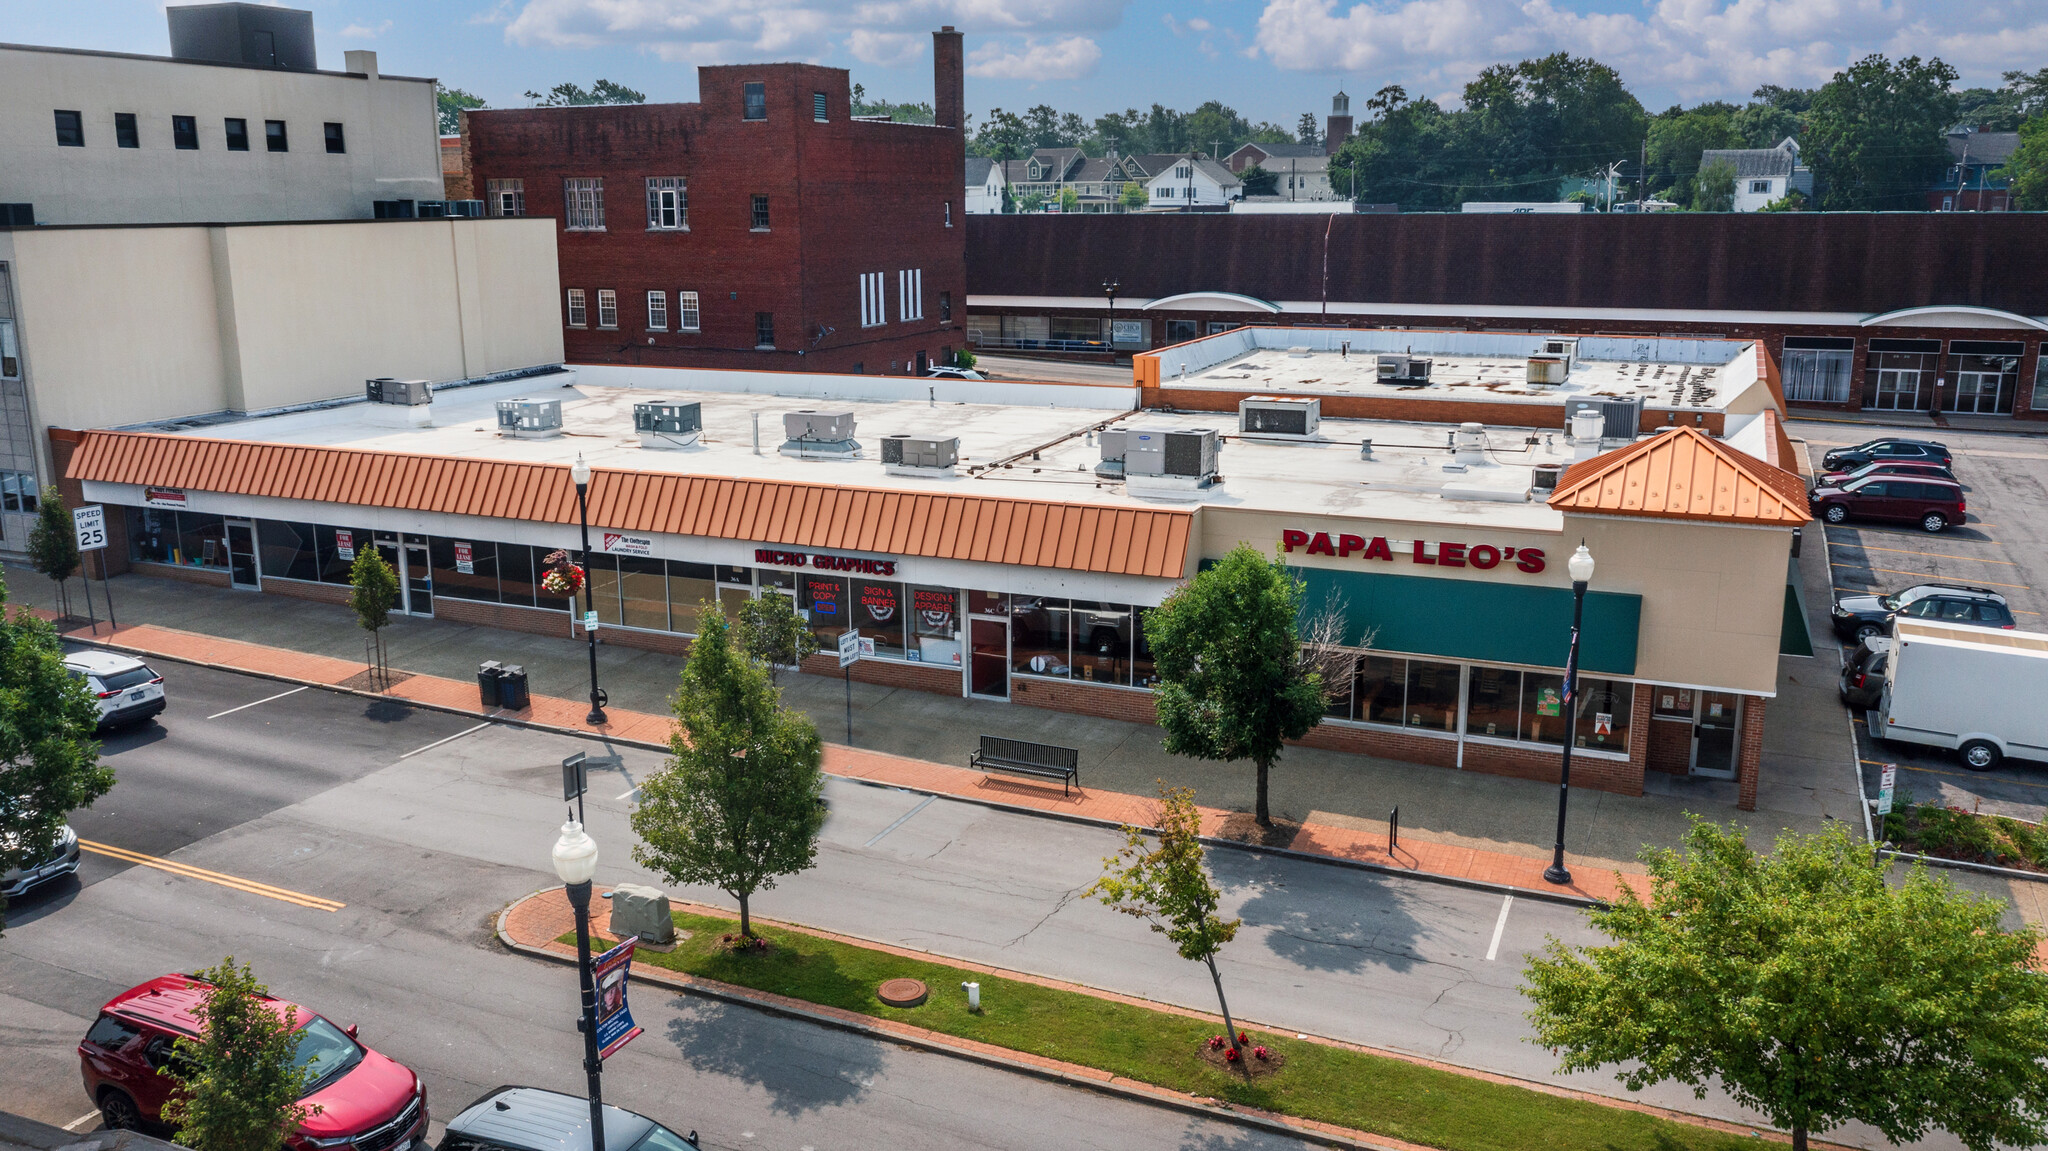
[
  {"left": 1929, "top": 127, "right": 2020, "bottom": 212},
  {"left": 999, "top": 148, "right": 1145, "bottom": 213},
  {"left": 1136, "top": 155, "right": 1241, "bottom": 210},
  {"left": 1240, "top": 152, "right": 1341, "bottom": 200},
  {"left": 1697, "top": 138, "right": 1812, "bottom": 210},
  {"left": 965, "top": 155, "right": 1004, "bottom": 214},
  {"left": 1225, "top": 140, "right": 1322, "bottom": 174}
]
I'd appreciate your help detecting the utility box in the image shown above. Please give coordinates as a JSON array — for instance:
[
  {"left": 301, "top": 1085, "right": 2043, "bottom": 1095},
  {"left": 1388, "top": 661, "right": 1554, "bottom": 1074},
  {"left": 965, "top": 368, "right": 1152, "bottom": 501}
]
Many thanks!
[
  {"left": 780, "top": 410, "right": 859, "bottom": 458},
  {"left": 1125, "top": 428, "right": 1219, "bottom": 478},
  {"left": 1239, "top": 396, "right": 1321, "bottom": 436},
  {"left": 366, "top": 378, "right": 432, "bottom": 406},
  {"left": 1377, "top": 354, "right": 1433, "bottom": 384},
  {"left": 607, "top": 883, "right": 676, "bottom": 945},
  {"left": 634, "top": 401, "right": 702, "bottom": 449},
  {"left": 880, "top": 434, "right": 959, "bottom": 473},
  {"left": 1567, "top": 396, "right": 1644, "bottom": 440},
  {"left": 1526, "top": 356, "right": 1570, "bottom": 385},
  {"left": 497, "top": 399, "right": 563, "bottom": 439}
]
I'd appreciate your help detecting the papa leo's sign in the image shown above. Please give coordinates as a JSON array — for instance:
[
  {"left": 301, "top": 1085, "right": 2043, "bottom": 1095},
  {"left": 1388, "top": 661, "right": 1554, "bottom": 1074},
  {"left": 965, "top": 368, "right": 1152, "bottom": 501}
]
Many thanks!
[{"left": 1280, "top": 530, "right": 1547, "bottom": 573}]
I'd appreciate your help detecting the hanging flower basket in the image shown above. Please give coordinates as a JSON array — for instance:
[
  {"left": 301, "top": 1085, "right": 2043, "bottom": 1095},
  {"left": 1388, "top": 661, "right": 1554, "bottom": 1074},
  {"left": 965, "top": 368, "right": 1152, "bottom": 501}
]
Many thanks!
[{"left": 539, "top": 550, "right": 585, "bottom": 597}]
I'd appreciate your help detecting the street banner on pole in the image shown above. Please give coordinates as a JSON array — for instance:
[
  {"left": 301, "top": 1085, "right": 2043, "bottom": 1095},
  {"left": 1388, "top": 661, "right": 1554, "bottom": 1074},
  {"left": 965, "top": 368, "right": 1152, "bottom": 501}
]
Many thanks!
[{"left": 592, "top": 937, "right": 642, "bottom": 1059}]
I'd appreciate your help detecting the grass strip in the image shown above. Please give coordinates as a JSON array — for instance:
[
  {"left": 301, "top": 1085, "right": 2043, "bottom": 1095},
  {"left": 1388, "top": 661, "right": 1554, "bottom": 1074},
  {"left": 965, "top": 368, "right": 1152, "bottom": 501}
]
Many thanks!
[{"left": 570, "top": 911, "right": 1762, "bottom": 1151}]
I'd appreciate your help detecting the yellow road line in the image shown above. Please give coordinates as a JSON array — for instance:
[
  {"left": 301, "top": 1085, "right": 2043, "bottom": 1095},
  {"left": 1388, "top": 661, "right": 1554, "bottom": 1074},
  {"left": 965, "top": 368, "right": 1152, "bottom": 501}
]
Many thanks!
[
  {"left": 1828, "top": 563, "right": 2031, "bottom": 590},
  {"left": 1830, "top": 543, "right": 2018, "bottom": 565},
  {"left": 1858, "top": 758, "right": 2048, "bottom": 792},
  {"left": 78, "top": 840, "right": 345, "bottom": 912}
]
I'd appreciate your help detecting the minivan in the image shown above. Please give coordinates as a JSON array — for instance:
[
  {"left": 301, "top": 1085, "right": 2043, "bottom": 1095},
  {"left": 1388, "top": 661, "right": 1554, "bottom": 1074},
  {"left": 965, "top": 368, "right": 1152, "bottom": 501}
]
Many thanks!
[{"left": 1809, "top": 475, "right": 1965, "bottom": 533}]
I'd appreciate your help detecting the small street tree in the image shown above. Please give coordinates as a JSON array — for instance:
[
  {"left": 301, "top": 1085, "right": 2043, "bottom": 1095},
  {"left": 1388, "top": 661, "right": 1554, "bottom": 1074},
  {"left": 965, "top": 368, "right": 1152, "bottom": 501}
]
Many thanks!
[
  {"left": 1058, "top": 186, "right": 1080, "bottom": 213},
  {"left": 347, "top": 548, "right": 399, "bottom": 688},
  {"left": 1090, "top": 784, "right": 1246, "bottom": 1061},
  {"left": 0, "top": 571, "right": 108, "bottom": 933},
  {"left": 1692, "top": 158, "right": 1736, "bottom": 211},
  {"left": 27, "top": 486, "right": 80, "bottom": 618},
  {"left": 632, "top": 607, "right": 825, "bottom": 938},
  {"left": 1524, "top": 819, "right": 2048, "bottom": 1151},
  {"left": 1146, "top": 544, "right": 1324, "bottom": 827},
  {"left": 1118, "top": 181, "right": 1150, "bottom": 210},
  {"left": 732, "top": 593, "right": 818, "bottom": 687},
  {"left": 161, "top": 958, "right": 318, "bottom": 1151}
]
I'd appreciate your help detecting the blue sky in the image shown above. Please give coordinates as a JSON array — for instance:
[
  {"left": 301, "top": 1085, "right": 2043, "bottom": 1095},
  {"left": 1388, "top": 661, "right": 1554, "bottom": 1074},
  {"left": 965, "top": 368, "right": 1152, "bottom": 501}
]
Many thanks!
[{"left": 5, "top": 0, "right": 2044, "bottom": 129}]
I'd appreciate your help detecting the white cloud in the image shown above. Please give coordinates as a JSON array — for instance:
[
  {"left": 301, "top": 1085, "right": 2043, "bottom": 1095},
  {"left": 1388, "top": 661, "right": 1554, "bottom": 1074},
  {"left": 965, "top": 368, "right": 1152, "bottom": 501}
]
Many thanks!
[
  {"left": 966, "top": 34, "right": 1102, "bottom": 79},
  {"left": 505, "top": 0, "right": 1127, "bottom": 67},
  {"left": 1252, "top": 0, "right": 2048, "bottom": 105},
  {"left": 341, "top": 19, "right": 394, "bottom": 38}
]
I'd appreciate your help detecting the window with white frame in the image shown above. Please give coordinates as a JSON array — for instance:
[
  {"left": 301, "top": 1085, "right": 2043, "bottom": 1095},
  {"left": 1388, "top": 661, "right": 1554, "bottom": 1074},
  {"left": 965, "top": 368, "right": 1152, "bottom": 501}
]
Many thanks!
[
  {"left": 563, "top": 178, "right": 604, "bottom": 230},
  {"left": 1749, "top": 179, "right": 1772, "bottom": 194},
  {"left": 486, "top": 179, "right": 525, "bottom": 217},
  {"left": 646, "top": 291, "right": 668, "bottom": 331},
  {"left": 897, "top": 269, "right": 923, "bottom": 322},
  {"left": 646, "top": 177, "right": 687, "bottom": 229},
  {"left": 597, "top": 289, "right": 618, "bottom": 328},
  {"left": 1155, "top": 185, "right": 1175, "bottom": 198},
  {"left": 1175, "top": 164, "right": 1191, "bottom": 178},
  {"left": 858, "top": 272, "right": 886, "bottom": 327},
  {"left": 678, "top": 291, "right": 701, "bottom": 332},
  {"left": 565, "top": 289, "right": 587, "bottom": 327}
]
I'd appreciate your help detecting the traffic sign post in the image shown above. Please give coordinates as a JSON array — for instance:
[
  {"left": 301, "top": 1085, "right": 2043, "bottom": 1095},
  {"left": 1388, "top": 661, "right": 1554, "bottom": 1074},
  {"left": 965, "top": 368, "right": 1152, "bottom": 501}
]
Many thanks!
[
  {"left": 1875, "top": 763, "right": 1897, "bottom": 833},
  {"left": 563, "top": 752, "right": 588, "bottom": 825},
  {"left": 71, "top": 505, "right": 109, "bottom": 633},
  {"left": 838, "top": 630, "right": 861, "bottom": 745}
]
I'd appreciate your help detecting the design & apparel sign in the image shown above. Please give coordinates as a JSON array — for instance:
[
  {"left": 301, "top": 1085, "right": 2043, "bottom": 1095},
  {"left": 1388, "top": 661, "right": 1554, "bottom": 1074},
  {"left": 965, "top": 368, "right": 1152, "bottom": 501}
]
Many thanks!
[
  {"left": 756, "top": 547, "right": 897, "bottom": 576},
  {"left": 1280, "top": 530, "right": 1547, "bottom": 574}
]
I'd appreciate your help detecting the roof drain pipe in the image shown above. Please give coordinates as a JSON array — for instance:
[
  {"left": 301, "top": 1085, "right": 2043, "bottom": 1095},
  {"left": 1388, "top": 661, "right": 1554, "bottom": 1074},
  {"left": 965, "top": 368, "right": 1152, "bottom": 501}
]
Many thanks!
[{"left": 752, "top": 411, "right": 761, "bottom": 455}]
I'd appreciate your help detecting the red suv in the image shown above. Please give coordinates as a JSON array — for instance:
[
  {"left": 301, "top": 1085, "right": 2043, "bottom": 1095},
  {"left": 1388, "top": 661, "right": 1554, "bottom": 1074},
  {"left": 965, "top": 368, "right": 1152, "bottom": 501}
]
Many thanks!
[
  {"left": 1809, "top": 475, "right": 1965, "bottom": 533},
  {"left": 79, "top": 975, "right": 426, "bottom": 1151}
]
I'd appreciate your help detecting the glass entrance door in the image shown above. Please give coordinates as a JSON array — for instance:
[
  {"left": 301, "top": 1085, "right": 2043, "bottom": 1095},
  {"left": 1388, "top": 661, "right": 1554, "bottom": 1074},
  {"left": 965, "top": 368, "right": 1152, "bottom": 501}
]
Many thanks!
[
  {"left": 403, "top": 535, "right": 433, "bottom": 617},
  {"left": 225, "top": 520, "right": 260, "bottom": 589},
  {"left": 1872, "top": 369, "right": 1923, "bottom": 411},
  {"left": 1692, "top": 692, "right": 1741, "bottom": 778},
  {"left": 969, "top": 617, "right": 1009, "bottom": 699},
  {"left": 1949, "top": 371, "right": 2004, "bottom": 414}
]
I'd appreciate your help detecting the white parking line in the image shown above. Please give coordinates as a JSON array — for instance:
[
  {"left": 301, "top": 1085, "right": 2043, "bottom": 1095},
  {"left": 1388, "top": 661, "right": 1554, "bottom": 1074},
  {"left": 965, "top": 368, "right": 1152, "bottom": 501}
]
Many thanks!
[
  {"left": 1485, "top": 894, "right": 1514, "bottom": 961},
  {"left": 64, "top": 1111, "right": 102, "bottom": 1132},
  {"left": 399, "top": 722, "right": 491, "bottom": 760},
  {"left": 207, "top": 685, "right": 309, "bottom": 720},
  {"left": 615, "top": 787, "right": 641, "bottom": 801}
]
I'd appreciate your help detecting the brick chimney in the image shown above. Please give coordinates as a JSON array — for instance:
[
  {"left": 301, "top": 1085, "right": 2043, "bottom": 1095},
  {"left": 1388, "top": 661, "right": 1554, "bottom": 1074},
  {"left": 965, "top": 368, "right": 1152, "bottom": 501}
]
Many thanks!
[
  {"left": 1325, "top": 89, "right": 1353, "bottom": 155},
  {"left": 933, "top": 26, "right": 964, "bottom": 130}
]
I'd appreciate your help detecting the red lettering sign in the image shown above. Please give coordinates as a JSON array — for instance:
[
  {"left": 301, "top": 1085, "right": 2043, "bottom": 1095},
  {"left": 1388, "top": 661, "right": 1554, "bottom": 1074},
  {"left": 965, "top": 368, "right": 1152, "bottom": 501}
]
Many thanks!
[
  {"left": 1277, "top": 531, "right": 1544, "bottom": 574},
  {"left": 754, "top": 547, "right": 896, "bottom": 576}
]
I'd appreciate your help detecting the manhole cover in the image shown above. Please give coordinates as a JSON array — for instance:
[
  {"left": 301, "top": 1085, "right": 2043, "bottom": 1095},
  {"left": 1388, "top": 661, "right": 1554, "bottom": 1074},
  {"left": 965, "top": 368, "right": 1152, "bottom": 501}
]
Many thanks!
[{"left": 877, "top": 978, "right": 928, "bottom": 1008}]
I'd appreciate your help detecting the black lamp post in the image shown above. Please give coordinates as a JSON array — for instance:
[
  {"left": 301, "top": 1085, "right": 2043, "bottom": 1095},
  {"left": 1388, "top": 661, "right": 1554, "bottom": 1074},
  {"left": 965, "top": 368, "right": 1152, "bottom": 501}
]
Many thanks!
[
  {"left": 551, "top": 820, "right": 606, "bottom": 1151},
  {"left": 1544, "top": 543, "right": 1597, "bottom": 885},
  {"left": 570, "top": 454, "right": 607, "bottom": 725},
  {"left": 1102, "top": 278, "right": 1119, "bottom": 355}
]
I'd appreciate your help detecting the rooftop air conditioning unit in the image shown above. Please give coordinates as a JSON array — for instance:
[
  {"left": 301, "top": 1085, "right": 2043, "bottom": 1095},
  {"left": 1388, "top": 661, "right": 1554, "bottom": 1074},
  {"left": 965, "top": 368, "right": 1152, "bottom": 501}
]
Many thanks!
[
  {"left": 1568, "top": 396, "right": 1644, "bottom": 441},
  {"left": 1531, "top": 463, "right": 1565, "bottom": 495},
  {"left": 1095, "top": 428, "right": 1128, "bottom": 478},
  {"left": 634, "top": 401, "right": 702, "bottom": 449},
  {"left": 365, "top": 378, "right": 431, "bottom": 406},
  {"left": 1526, "top": 355, "right": 1569, "bottom": 385},
  {"left": 881, "top": 434, "right": 960, "bottom": 476},
  {"left": 445, "top": 200, "right": 484, "bottom": 218},
  {"left": 497, "top": 398, "right": 563, "bottom": 439},
  {"left": 1238, "top": 396, "right": 1321, "bottom": 437},
  {"left": 1540, "top": 338, "right": 1579, "bottom": 363},
  {"left": 1126, "top": 428, "right": 1219, "bottom": 479},
  {"left": 414, "top": 200, "right": 450, "bottom": 219},
  {"left": 780, "top": 409, "right": 859, "bottom": 458},
  {"left": 372, "top": 199, "right": 416, "bottom": 219},
  {"left": 1377, "top": 355, "right": 1432, "bottom": 384}
]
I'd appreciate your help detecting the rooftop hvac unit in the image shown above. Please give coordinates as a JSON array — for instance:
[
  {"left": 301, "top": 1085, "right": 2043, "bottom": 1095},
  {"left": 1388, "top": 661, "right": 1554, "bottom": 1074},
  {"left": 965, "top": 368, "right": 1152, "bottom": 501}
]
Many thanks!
[
  {"left": 372, "top": 199, "right": 416, "bottom": 219},
  {"left": 1095, "top": 428, "right": 1128, "bottom": 478},
  {"left": 365, "top": 378, "right": 431, "bottom": 406},
  {"left": 1527, "top": 355, "right": 1569, "bottom": 385},
  {"left": 445, "top": 200, "right": 485, "bottom": 218},
  {"left": 1125, "top": 428, "right": 1219, "bottom": 479},
  {"left": 881, "top": 434, "right": 960, "bottom": 474},
  {"left": 414, "top": 200, "right": 450, "bottom": 219},
  {"left": 1377, "top": 355, "right": 1432, "bottom": 384},
  {"left": 634, "top": 401, "right": 702, "bottom": 449},
  {"left": 1531, "top": 463, "right": 1565, "bottom": 495},
  {"left": 1238, "top": 396, "right": 1321, "bottom": 437},
  {"left": 1540, "top": 338, "right": 1579, "bottom": 363},
  {"left": 496, "top": 398, "right": 563, "bottom": 439},
  {"left": 1568, "top": 396, "right": 1643, "bottom": 440},
  {"left": 780, "top": 409, "right": 859, "bottom": 458}
]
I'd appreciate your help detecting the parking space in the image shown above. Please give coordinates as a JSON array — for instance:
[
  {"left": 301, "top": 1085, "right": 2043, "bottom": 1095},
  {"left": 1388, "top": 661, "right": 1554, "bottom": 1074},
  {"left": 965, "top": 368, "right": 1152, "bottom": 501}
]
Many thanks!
[{"left": 1795, "top": 420, "right": 2048, "bottom": 820}]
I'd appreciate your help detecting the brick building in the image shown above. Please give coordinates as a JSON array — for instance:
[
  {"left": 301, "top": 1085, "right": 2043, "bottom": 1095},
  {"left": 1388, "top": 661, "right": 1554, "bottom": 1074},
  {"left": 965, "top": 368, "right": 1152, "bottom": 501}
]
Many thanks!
[
  {"left": 463, "top": 30, "right": 967, "bottom": 376},
  {"left": 967, "top": 212, "right": 2048, "bottom": 421}
]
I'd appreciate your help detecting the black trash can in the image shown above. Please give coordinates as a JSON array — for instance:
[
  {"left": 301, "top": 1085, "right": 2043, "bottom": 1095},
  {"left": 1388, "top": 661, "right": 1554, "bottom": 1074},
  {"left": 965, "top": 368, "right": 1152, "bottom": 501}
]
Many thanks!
[
  {"left": 477, "top": 661, "right": 503, "bottom": 708},
  {"left": 498, "top": 664, "right": 530, "bottom": 711}
]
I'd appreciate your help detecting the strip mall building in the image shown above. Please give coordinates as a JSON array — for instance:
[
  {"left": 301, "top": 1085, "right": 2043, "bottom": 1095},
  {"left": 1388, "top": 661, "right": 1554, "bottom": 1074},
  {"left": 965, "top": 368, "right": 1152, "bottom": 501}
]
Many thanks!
[{"left": 58, "top": 326, "right": 1808, "bottom": 809}]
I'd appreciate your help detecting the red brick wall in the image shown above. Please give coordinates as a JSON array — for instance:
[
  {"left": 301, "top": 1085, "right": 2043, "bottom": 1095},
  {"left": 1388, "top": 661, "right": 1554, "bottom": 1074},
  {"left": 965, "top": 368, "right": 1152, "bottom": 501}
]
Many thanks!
[
  {"left": 797, "top": 650, "right": 963, "bottom": 694},
  {"left": 262, "top": 577, "right": 350, "bottom": 605},
  {"left": 436, "top": 596, "right": 573, "bottom": 638},
  {"left": 1010, "top": 674, "right": 1159, "bottom": 725},
  {"left": 1737, "top": 694, "right": 1767, "bottom": 812},
  {"left": 132, "top": 561, "right": 230, "bottom": 587},
  {"left": 466, "top": 58, "right": 966, "bottom": 377},
  {"left": 1647, "top": 717, "right": 1691, "bottom": 774}
]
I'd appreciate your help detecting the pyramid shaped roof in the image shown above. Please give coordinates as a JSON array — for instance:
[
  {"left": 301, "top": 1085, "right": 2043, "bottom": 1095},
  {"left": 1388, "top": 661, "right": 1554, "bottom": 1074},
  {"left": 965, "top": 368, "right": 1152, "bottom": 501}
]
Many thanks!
[{"left": 1547, "top": 426, "right": 1810, "bottom": 526}]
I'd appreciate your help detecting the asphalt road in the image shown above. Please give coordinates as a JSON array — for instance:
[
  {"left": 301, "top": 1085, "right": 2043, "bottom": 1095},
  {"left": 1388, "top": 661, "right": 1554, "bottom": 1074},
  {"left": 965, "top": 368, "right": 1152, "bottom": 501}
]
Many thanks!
[{"left": 1793, "top": 418, "right": 2048, "bottom": 821}]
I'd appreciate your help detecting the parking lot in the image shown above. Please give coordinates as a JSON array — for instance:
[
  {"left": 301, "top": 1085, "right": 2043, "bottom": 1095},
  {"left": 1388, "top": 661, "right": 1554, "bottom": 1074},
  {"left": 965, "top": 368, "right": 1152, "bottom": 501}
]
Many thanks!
[{"left": 1795, "top": 418, "right": 2048, "bottom": 822}]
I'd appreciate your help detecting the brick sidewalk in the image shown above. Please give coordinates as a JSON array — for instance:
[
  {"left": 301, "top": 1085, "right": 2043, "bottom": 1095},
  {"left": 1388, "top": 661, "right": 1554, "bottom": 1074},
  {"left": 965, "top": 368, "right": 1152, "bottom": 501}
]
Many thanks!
[{"left": 47, "top": 610, "right": 1644, "bottom": 905}]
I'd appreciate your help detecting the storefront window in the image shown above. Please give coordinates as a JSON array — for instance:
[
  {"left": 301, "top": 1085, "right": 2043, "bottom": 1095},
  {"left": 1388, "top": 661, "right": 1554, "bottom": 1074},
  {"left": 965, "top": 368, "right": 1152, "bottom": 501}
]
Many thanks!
[
  {"left": 1574, "top": 679, "right": 1632, "bottom": 751},
  {"left": 1404, "top": 660, "right": 1461, "bottom": 731},
  {"left": 315, "top": 525, "right": 371, "bottom": 584},
  {"left": 128, "top": 508, "right": 175, "bottom": 564},
  {"left": 910, "top": 586, "right": 961, "bottom": 665},
  {"left": 1357, "top": 655, "right": 1405, "bottom": 725},
  {"left": 1071, "top": 601, "right": 1131, "bottom": 686},
  {"left": 619, "top": 557, "right": 667, "bottom": 630},
  {"left": 854, "top": 579, "right": 905, "bottom": 658},
  {"left": 176, "top": 511, "right": 229, "bottom": 569},
  {"left": 667, "top": 561, "right": 716, "bottom": 635},
  {"left": 586, "top": 555, "right": 623, "bottom": 624},
  {"left": 255, "top": 521, "right": 318, "bottom": 581},
  {"left": 1012, "top": 597, "right": 1071, "bottom": 677},
  {"left": 1464, "top": 666, "right": 1519, "bottom": 740},
  {"left": 1519, "top": 672, "right": 1567, "bottom": 746},
  {"left": 1133, "top": 607, "right": 1159, "bottom": 687},
  {"left": 429, "top": 537, "right": 498, "bottom": 601},
  {"left": 720, "top": 566, "right": 760, "bottom": 619},
  {"left": 803, "top": 574, "right": 851, "bottom": 645},
  {"left": 496, "top": 544, "right": 536, "bottom": 607}
]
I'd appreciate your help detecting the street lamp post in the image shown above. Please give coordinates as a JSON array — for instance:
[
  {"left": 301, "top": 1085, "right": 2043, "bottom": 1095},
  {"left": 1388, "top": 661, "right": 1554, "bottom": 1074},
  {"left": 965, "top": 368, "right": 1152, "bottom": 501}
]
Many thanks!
[
  {"left": 1102, "top": 278, "right": 1119, "bottom": 357},
  {"left": 1544, "top": 543, "right": 1597, "bottom": 886},
  {"left": 570, "top": 454, "right": 607, "bottom": 725},
  {"left": 551, "top": 820, "right": 606, "bottom": 1151}
]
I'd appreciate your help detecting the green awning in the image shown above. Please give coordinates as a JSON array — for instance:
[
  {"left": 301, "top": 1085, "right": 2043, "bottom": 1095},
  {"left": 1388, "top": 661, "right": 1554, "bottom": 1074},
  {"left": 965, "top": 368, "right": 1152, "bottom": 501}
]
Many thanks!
[
  {"left": 1780, "top": 581, "right": 1815, "bottom": 657},
  {"left": 1290, "top": 566, "right": 1643, "bottom": 675}
]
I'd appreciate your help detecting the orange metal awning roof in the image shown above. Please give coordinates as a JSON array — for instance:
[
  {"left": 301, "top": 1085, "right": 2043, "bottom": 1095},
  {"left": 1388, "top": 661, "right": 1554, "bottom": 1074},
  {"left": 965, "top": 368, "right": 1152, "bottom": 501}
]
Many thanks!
[
  {"left": 1547, "top": 426, "right": 1811, "bottom": 526},
  {"left": 65, "top": 431, "right": 1193, "bottom": 579}
]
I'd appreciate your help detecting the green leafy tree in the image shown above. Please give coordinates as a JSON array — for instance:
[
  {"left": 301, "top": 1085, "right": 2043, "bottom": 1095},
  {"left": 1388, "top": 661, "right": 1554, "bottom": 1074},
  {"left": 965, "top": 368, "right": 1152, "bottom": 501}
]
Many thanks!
[
  {"left": 1645, "top": 103, "right": 1740, "bottom": 197},
  {"left": 850, "top": 83, "right": 934, "bottom": 124},
  {"left": 970, "top": 107, "right": 1031, "bottom": 161},
  {"left": 1692, "top": 158, "right": 1737, "bottom": 211},
  {"left": 631, "top": 607, "right": 824, "bottom": 938},
  {"left": 1805, "top": 54, "right": 1960, "bottom": 210},
  {"left": 1295, "top": 112, "right": 1320, "bottom": 148},
  {"left": 1239, "top": 164, "right": 1277, "bottom": 196},
  {"left": 1524, "top": 819, "right": 2048, "bottom": 1151},
  {"left": 347, "top": 548, "right": 398, "bottom": 686},
  {"left": 2006, "top": 113, "right": 2048, "bottom": 210},
  {"left": 0, "top": 570, "right": 107, "bottom": 933},
  {"left": 2004, "top": 67, "right": 2048, "bottom": 120},
  {"left": 1734, "top": 84, "right": 1812, "bottom": 148},
  {"left": 1058, "top": 186, "right": 1079, "bottom": 213},
  {"left": 1118, "top": 181, "right": 1150, "bottom": 210},
  {"left": 524, "top": 80, "right": 646, "bottom": 107},
  {"left": 161, "top": 958, "right": 317, "bottom": 1151},
  {"left": 1019, "top": 191, "right": 1047, "bottom": 213},
  {"left": 1758, "top": 189, "right": 1810, "bottom": 212},
  {"left": 1089, "top": 783, "right": 1245, "bottom": 1059},
  {"left": 26, "top": 486, "right": 80, "bottom": 617},
  {"left": 732, "top": 592, "right": 818, "bottom": 687},
  {"left": 435, "top": 84, "right": 485, "bottom": 135},
  {"left": 1147, "top": 544, "right": 1324, "bottom": 827}
]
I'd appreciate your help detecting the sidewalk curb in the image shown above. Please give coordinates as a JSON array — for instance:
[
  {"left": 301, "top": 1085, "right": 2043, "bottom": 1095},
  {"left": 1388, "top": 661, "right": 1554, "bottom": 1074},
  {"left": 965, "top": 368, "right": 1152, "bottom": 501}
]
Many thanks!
[{"left": 492, "top": 892, "right": 1410, "bottom": 1151}]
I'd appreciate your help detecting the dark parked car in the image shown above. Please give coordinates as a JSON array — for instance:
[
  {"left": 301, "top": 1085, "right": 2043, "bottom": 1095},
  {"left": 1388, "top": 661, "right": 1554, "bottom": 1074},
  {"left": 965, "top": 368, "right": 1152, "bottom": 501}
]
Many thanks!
[
  {"left": 1839, "top": 636, "right": 1891, "bottom": 710},
  {"left": 1809, "top": 475, "right": 1965, "bottom": 532},
  {"left": 1831, "top": 583, "right": 2015, "bottom": 642},
  {"left": 1816, "top": 459, "right": 1958, "bottom": 488},
  {"left": 438, "top": 1087, "right": 697, "bottom": 1151},
  {"left": 1819, "top": 437, "right": 1952, "bottom": 472}
]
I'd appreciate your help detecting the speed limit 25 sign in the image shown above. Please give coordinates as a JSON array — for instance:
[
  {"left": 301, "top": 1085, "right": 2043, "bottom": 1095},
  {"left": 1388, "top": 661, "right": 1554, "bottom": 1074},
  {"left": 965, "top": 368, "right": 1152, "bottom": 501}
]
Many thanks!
[{"left": 72, "top": 504, "right": 107, "bottom": 552}]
